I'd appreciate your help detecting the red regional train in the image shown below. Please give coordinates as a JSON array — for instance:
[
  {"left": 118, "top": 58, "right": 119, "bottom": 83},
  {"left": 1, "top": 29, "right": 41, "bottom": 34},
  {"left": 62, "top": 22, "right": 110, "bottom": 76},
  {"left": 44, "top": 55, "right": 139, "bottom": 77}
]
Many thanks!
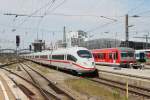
[{"left": 91, "top": 47, "right": 140, "bottom": 68}]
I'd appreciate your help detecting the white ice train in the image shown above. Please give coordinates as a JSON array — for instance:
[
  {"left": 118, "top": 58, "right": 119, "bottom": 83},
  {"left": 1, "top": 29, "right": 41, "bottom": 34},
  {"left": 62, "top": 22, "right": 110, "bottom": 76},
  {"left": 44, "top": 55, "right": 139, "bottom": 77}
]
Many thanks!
[{"left": 22, "top": 47, "right": 96, "bottom": 74}]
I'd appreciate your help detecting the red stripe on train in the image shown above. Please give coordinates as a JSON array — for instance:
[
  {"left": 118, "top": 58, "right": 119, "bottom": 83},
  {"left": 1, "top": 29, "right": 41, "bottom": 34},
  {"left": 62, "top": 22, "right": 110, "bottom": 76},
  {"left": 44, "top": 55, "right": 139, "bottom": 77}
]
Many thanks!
[{"left": 33, "top": 58, "right": 95, "bottom": 70}]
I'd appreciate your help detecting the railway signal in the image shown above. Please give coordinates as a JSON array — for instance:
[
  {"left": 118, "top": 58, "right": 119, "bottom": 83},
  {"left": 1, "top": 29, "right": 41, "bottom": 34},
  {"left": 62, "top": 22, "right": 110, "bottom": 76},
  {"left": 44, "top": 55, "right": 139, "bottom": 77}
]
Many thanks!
[
  {"left": 16, "top": 35, "right": 20, "bottom": 55},
  {"left": 16, "top": 35, "right": 20, "bottom": 47}
]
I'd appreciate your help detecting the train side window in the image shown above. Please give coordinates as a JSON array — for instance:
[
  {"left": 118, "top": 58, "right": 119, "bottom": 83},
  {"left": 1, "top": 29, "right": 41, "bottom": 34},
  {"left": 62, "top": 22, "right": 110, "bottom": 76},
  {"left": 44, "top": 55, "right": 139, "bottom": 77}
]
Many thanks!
[
  {"left": 136, "top": 54, "right": 139, "bottom": 57},
  {"left": 109, "top": 53, "right": 113, "bottom": 59},
  {"left": 99, "top": 53, "right": 103, "bottom": 59},
  {"left": 128, "top": 52, "right": 134, "bottom": 57},
  {"left": 52, "top": 55, "right": 64, "bottom": 60},
  {"left": 67, "top": 55, "right": 77, "bottom": 62},
  {"left": 98, "top": 54, "right": 101, "bottom": 59},
  {"left": 35, "top": 56, "right": 39, "bottom": 58},
  {"left": 103, "top": 53, "right": 106, "bottom": 59},
  {"left": 93, "top": 53, "right": 98, "bottom": 59},
  {"left": 40, "top": 55, "right": 48, "bottom": 59}
]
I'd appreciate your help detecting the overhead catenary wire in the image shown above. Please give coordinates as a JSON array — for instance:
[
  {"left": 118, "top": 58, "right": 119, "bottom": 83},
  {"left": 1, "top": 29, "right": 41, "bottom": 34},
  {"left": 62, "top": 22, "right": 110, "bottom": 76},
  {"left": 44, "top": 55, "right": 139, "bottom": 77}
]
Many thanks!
[
  {"left": 86, "top": 21, "right": 118, "bottom": 33},
  {"left": 85, "top": 15, "right": 123, "bottom": 33},
  {"left": 43, "top": 0, "right": 57, "bottom": 16},
  {"left": 2, "top": 1, "right": 149, "bottom": 44},
  {"left": 133, "top": 10, "right": 150, "bottom": 16},
  {"left": 46, "top": 0, "right": 67, "bottom": 14},
  {"left": 12, "top": 0, "right": 67, "bottom": 35},
  {"left": 36, "top": 0, "right": 57, "bottom": 39},
  {"left": 15, "top": 0, "right": 55, "bottom": 28},
  {"left": 46, "top": 12, "right": 123, "bottom": 18},
  {"left": 87, "top": 0, "right": 148, "bottom": 40},
  {"left": 127, "top": 0, "right": 146, "bottom": 14}
]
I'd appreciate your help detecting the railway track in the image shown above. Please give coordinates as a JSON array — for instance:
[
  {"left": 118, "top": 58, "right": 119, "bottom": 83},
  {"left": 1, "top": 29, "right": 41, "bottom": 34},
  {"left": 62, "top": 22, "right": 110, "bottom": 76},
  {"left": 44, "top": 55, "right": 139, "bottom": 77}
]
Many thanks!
[
  {"left": 4, "top": 60, "right": 150, "bottom": 99},
  {"left": 20, "top": 63, "right": 75, "bottom": 100},
  {"left": 86, "top": 77, "right": 150, "bottom": 99},
  {"left": 1, "top": 66, "right": 60, "bottom": 100},
  {"left": 28, "top": 61, "right": 150, "bottom": 99},
  {"left": 0, "top": 60, "right": 75, "bottom": 100},
  {"left": 8, "top": 76, "right": 36, "bottom": 100},
  {"left": 0, "top": 59, "right": 23, "bottom": 68}
]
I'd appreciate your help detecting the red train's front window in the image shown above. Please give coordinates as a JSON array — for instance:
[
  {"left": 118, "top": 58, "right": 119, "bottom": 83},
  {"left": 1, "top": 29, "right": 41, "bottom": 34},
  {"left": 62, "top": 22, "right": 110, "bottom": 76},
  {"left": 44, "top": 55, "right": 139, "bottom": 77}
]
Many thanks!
[
  {"left": 121, "top": 51, "right": 135, "bottom": 61},
  {"left": 121, "top": 52, "right": 134, "bottom": 58}
]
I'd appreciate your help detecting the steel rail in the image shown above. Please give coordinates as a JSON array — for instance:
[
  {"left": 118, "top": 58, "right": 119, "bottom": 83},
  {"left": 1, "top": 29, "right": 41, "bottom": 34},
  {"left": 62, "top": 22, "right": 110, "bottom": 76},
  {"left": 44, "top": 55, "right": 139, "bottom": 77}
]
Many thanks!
[
  {"left": 87, "top": 77, "right": 150, "bottom": 98},
  {"left": 22, "top": 63, "right": 75, "bottom": 100},
  {"left": 1, "top": 67, "right": 59, "bottom": 100}
]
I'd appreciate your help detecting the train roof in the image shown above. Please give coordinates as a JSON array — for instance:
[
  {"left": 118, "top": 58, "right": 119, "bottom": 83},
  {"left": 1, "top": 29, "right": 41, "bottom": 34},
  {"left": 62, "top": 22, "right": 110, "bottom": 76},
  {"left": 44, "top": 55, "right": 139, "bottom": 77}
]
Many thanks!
[
  {"left": 51, "top": 47, "right": 89, "bottom": 55},
  {"left": 92, "top": 47, "right": 134, "bottom": 51},
  {"left": 24, "top": 47, "right": 89, "bottom": 56},
  {"left": 135, "top": 49, "right": 150, "bottom": 53}
]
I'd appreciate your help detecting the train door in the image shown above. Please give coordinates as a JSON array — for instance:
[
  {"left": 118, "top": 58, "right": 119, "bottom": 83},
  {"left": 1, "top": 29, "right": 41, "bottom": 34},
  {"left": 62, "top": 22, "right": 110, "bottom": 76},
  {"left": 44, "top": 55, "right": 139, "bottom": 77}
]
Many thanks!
[
  {"left": 67, "top": 54, "right": 77, "bottom": 70},
  {"left": 139, "top": 52, "right": 146, "bottom": 62},
  {"left": 112, "top": 52, "right": 116, "bottom": 63},
  {"left": 113, "top": 51, "right": 118, "bottom": 63},
  {"left": 67, "top": 55, "right": 71, "bottom": 69},
  {"left": 108, "top": 53, "right": 113, "bottom": 63},
  {"left": 92, "top": 53, "right": 97, "bottom": 62},
  {"left": 108, "top": 52, "right": 116, "bottom": 64}
]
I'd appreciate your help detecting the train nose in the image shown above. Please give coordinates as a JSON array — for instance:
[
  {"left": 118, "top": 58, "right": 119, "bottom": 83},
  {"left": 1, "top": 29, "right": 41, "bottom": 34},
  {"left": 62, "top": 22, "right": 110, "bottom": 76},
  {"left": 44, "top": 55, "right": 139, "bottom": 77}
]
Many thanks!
[{"left": 83, "top": 60, "right": 95, "bottom": 67}]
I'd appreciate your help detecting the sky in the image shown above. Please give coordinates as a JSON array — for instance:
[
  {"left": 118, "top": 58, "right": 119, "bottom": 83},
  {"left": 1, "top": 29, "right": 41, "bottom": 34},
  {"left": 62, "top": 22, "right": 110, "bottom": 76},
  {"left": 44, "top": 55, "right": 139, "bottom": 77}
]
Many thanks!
[{"left": 0, "top": 0, "right": 150, "bottom": 49}]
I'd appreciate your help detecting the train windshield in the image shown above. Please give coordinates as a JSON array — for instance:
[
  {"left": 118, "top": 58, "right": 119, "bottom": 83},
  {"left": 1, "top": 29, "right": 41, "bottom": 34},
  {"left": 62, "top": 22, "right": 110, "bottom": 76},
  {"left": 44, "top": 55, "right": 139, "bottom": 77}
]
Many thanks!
[
  {"left": 121, "top": 52, "right": 134, "bottom": 58},
  {"left": 77, "top": 50, "right": 92, "bottom": 58}
]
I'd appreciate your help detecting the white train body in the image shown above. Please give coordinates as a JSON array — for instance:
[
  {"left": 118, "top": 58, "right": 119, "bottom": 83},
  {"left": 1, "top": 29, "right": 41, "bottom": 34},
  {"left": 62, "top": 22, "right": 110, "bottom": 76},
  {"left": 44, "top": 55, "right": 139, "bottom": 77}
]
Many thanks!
[
  {"left": 22, "top": 47, "right": 96, "bottom": 73},
  {"left": 135, "top": 49, "right": 150, "bottom": 62}
]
